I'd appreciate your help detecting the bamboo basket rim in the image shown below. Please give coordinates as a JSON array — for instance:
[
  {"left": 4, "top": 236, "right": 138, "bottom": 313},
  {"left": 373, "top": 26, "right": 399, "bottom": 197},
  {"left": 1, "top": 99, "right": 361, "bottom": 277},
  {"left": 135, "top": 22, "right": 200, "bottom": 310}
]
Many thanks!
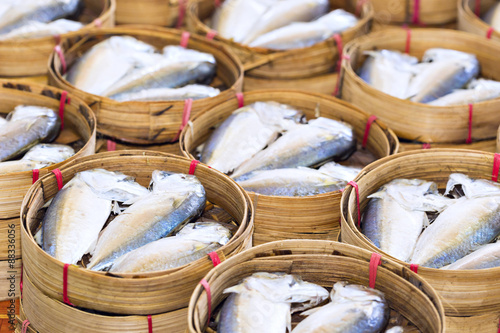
[
  {"left": 342, "top": 27, "right": 500, "bottom": 109},
  {"left": 179, "top": 88, "right": 400, "bottom": 199},
  {"left": 341, "top": 148, "right": 500, "bottom": 275},
  {"left": 48, "top": 26, "right": 244, "bottom": 105},
  {"left": 186, "top": 0, "right": 375, "bottom": 71},
  {"left": 459, "top": 0, "right": 500, "bottom": 39},
  {"left": 187, "top": 239, "right": 445, "bottom": 333},
  {"left": 21, "top": 150, "right": 253, "bottom": 281},
  {"left": 0, "top": 79, "right": 96, "bottom": 177}
]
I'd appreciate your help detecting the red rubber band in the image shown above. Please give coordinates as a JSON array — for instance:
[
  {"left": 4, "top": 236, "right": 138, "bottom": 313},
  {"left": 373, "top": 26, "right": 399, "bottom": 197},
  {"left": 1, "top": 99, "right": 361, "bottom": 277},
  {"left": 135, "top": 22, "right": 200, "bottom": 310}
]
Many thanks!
[
  {"left": 404, "top": 27, "right": 411, "bottom": 54},
  {"left": 412, "top": 0, "right": 420, "bottom": 24},
  {"left": 53, "top": 34, "right": 61, "bottom": 45},
  {"left": 94, "top": 18, "right": 102, "bottom": 28},
  {"left": 475, "top": 0, "right": 481, "bottom": 17},
  {"left": 63, "top": 263, "right": 74, "bottom": 306},
  {"left": 369, "top": 253, "right": 382, "bottom": 289},
  {"left": 59, "top": 90, "right": 68, "bottom": 130},
  {"left": 206, "top": 30, "right": 217, "bottom": 40},
  {"left": 189, "top": 160, "right": 201, "bottom": 175},
  {"left": 32, "top": 169, "right": 39, "bottom": 184},
  {"left": 236, "top": 92, "right": 244, "bottom": 108},
  {"left": 208, "top": 252, "right": 221, "bottom": 267},
  {"left": 422, "top": 143, "right": 431, "bottom": 149},
  {"left": 52, "top": 169, "right": 63, "bottom": 190},
  {"left": 22, "top": 320, "right": 30, "bottom": 333},
  {"left": 355, "top": 0, "right": 369, "bottom": 17},
  {"left": 333, "top": 34, "right": 343, "bottom": 72},
  {"left": 492, "top": 154, "right": 500, "bottom": 182},
  {"left": 171, "top": 98, "right": 193, "bottom": 142},
  {"left": 180, "top": 31, "right": 190, "bottom": 48},
  {"left": 487, "top": 27, "right": 494, "bottom": 39},
  {"left": 466, "top": 104, "right": 473, "bottom": 144},
  {"left": 214, "top": 0, "right": 221, "bottom": 7},
  {"left": 148, "top": 315, "right": 153, "bottom": 333},
  {"left": 107, "top": 140, "right": 116, "bottom": 152},
  {"left": 20, "top": 264, "right": 23, "bottom": 299},
  {"left": 362, "top": 115, "right": 377, "bottom": 148},
  {"left": 54, "top": 44, "right": 67, "bottom": 74},
  {"left": 348, "top": 181, "right": 361, "bottom": 228},
  {"left": 200, "top": 279, "right": 212, "bottom": 327},
  {"left": 176, "top": 0, "right": 187, "bottom": 29},
  {"left": 410, "top": 264, "right": 419, "bottom": 274}
]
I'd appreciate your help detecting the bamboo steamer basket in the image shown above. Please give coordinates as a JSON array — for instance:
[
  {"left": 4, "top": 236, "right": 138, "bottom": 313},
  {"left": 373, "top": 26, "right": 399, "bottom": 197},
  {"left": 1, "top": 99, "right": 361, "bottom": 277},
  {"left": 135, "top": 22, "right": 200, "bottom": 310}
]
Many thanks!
[
  {"left": 341, "top": 28, "right": 500, "bottom": 143},
  {"left": 115, "top": 0, "right": 176, "bottom": 26},
  {"left": 21, "top": 151, "right": 253, "bottom": 315},
  {"left": 458, "top": 0, "right": 500, "bottom": 41},
  {"left": 0, "top": 0, "right": 115, "bottom": 77},
  {"left": 18, "top": 273, "right": 188, "bottom": 333},
  {"left": 369, "top": 0, "right": 457, "bottom": 25},
  {"left": 188, "top": 240, "right": 445, "bottom": 333},
  {"left": 96, "top": 137, "right": 182, "bottom": 156},
  {"left": 0, "top": 80, "right": 96, "bottom": 219},
  {"left": 399, "top": 139, "right": 497, "bottom": 153},
  {"left": 243, "top": 73, "right": 338, "bottom": 95},
  {"left": 48, "top": 27, "right": 244, "bottom": 144},
  {"left": 186, "top": 0, "right": 374, "bottom": 81},
  {"left": 180, "top": 90, "right": 399, "bottom": 245},
  {"left": 341, "top": 149, "right": 500, "bottom": 320}
]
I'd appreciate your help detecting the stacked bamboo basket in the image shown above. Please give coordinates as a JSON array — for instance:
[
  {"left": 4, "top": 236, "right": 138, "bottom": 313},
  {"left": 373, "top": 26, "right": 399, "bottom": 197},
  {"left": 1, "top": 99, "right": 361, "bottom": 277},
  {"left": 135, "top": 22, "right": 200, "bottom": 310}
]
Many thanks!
[
  {"left": 186, "top": 0, "right": 374, "bottom": 95},
  {"left": 458, "top": 0, "right": 500, "bottom": 41},
  {"left": 188, "top": 240, "right": 445, "bottom": 332},
  {"left": 341, "top": 149, "right": 500, "bottom": 331},
  {"left": 115, "top": 0, "right": 181, "bottom": 26},
  {"left": 339, "top": 28, "right": 500, "bottom": 152},
  {"left": 19, "top": 151, "right": 254, "bottom": 333},
  {"left": 0, "top": 0, "right": 115, "bottom": 81},
  {"left": 180, "top": 89, "right": 399, "bottom": 245},
  {"left": 0, "top": 80, "right": 96, "bottom": 303}
]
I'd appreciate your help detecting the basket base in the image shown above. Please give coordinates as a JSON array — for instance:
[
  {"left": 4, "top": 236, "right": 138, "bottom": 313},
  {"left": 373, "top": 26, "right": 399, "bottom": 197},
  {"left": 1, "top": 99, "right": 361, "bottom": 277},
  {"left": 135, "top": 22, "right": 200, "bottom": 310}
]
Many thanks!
[{"left": 244, "top": 73, "right": 338, "bottom": 95}]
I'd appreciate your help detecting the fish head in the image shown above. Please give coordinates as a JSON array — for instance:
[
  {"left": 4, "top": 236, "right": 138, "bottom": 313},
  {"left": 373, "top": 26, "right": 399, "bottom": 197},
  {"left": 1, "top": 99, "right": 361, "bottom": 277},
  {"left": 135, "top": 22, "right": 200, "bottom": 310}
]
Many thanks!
[
  {"left": 176, "top": 222, "right": 232, "bottom": 245},
  {"left": 150, "top": 170, "right": 206, "bottom": 198},
  {"left": 331, "top": 281, "right": 385, "bottom": 304},
  {"left": 21, "top": 144, "right": 75, "bottom": 164},
  {"left": 446, "top": 173, "right": 500, "bottom": 199}
]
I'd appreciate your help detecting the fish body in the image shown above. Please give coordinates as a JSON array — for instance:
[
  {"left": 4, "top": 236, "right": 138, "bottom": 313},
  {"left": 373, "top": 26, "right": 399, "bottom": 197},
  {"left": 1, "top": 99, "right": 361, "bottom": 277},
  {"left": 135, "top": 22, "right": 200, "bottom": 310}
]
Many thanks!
[
  {"left": 109, "top": 222, "right": 231, "bottom": 273},
  {"left": 162, "top": 46, "right": 216, "bottom": 64},
  {"left": 444, "top": 241, "right": 500, "bottom": 270},
  {"left": 201, "top": 101, "right": 304, "bottom": 174},
  {"left": 427, "top": 87, "right": 500, "bottom": 106},
  {"left": 231, "top": 117, "right": 356, "bottom": 180},
  {"left": 0, "top": 160, "right": 47, "bottom": 175},
  {"left": 237, "top": 167, "right": 346, "bottom": 196},
  {"left": 111, "top": 84, "right": 220, "bottom": 102},
  {"left": 87, "top": 171, "right": 206, "bottom": 271},
  {"left": 0, "top": 106, "right": 60, "bottom": 161},
  {"left": 0, "top": 19, "right": 83, "bottom": 40}
]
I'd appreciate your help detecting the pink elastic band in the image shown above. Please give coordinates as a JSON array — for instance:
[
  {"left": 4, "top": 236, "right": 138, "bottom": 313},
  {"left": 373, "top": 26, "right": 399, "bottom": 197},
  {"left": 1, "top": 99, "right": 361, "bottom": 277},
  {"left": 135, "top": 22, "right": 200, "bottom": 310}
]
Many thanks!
[
  {"left": 355, "top": 0, "right": 369, "bottom": 17},
  {"left": 52, "top": 169, "right": 63, "bottom": 191},
  {"left": 172, "top": 98, "right": 193, "bottom": 142},
  {"left": 59, "top": 91, "right": 68, "bottom": 130},
  {"left": 189, "top": 160, "right": 201, "bottom": 175},
  {"left": 148, "top": 315, "right": 153, "bottom": 333},
  {"left": 63, "top": 263, "right": 74, "bottom": 306},
  {"left": 492, "top": 154, "right": 500, "bottom": 182},
  {"left": 214, "top": 0, "right": 221, "bottom": 7},
  {"left": 53, "top": 34, "right": 61, "bottom": 45},
  {"left": 94, "top": 18, "right": 102, "bottom": 28},
  {"left": 348, "top": 181, "right": 361, "bottom": 228},
  {"left": 475, "top": 0, "right": 481, "bottom": 17},
  {"left": 362, "top": 115, "right": 377, "bottom": 148},
  {"left": 412, "top": 0, "right": 421, "bottom": 25},
  {"left": 22, "top": 320, "right": 30, "bottom": 333},
  {"left": 410, "top": 264, "right": 419, "bottom": 274},
  {"left": 466, "top": 104, "right": 473, "bottom": 144},
  {"left": 107, "top": 140, "right": 116, "bottom": 152},
  {"left": 54, "top": 44, "right": 67, "bottom": 74},
  {"left": 422, "top": 143, "right": 431, "bottom": 149},
  {"left": 32, "top": 169, "right": 39, "bottom": 184},
  {"left": 206, "top": 30, "right": 217, "bottom": 40},
  {"left": 236, "top": 92, "right": 244, "bottom": 108},
  {"left": 487, "top": 27, "right": 494, "bottom": 39},
  {"left": 200, "top": 279, "right": 212, "bottom": 327},
  {"left": 180, "top": 31, "right": 190, "bottom": 48},
  {"left": 20, "top": 264, "right": 23, "bottom": 299},
  {"left": 404, "top": 27, "right": 411, "bottom": 54},
  {"left": 369, "top": 253, "right": 382, "bottom": 289},
  {"left": 208, "top": 252, "right": 221, "bottom": 267},
  {"left": 176, "top": 0, "right": 187, "bottom": 29}
]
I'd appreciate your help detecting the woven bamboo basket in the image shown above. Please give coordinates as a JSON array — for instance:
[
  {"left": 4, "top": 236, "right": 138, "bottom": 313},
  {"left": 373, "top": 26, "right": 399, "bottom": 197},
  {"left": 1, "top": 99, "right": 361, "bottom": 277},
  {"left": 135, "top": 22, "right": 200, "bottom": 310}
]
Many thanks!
[
  {"left": 116, "top": 0, "right": 176, "bottom": 26},
  {"left": 21, "top": 151, "right": 253, "bottom": 315},
  {"left": 341, "top": 28, "right": 500, "bottom": 143},
  {"left": 0, "top": 0, "right": 115, "bottom": 77},
  {"left": 399, "top": 139, "right": 497, "bottom": 153},
  {"left": 48, "top": 27, "right": 243, "bottom": 144},
  {"left": 243, "top": 73, "right": 338, "bottom": 95},
  {"left": 341, "top": 149, "right": 500, "bottom": 320},
  {"left": 96, "top": 137, "right": 182, "bottom": 156},
  {"left": 180, "top": 90, "right": 398, "bottom": 245},
  {"left": 458, "top": 0, "right": 500, "bottom": 41},
  {"left": 0, "top": 80, "right": 96, "bottom": 219},
  {"left": 369, "top": 0, "right": 457, "bottom": 25},
  {"left": 186, "top": 0, "right": 374, "bottom": 81},
  {"left": 188, "top": 240, "right": 445, "bottom": 333}
]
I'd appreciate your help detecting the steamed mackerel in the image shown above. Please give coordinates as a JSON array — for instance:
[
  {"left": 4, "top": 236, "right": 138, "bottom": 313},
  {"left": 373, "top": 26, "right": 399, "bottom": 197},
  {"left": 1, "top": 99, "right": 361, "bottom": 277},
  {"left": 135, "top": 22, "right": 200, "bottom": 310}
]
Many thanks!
[
  {"left": 0, "top": 105, "right": 60, "bottom": 161},
  {"left": 109, "top": 222, "right": 231, "bottom": 273},
  {"left": 111, "top": 84, "right": 220, "bottom": 102},
  {"left": 443, "top": 241, "right": 500, "bottom": 270},
  {"left": 0, "top": 19, "right": 82, "bottom": 40},
  {"left": 218, "top": 272, "right": 329, "bottom": 333},
  {"left": 87, "top": 171, "right": 206, "bottom": 271},
  {"left": 231, "top": 117, "right": 356, "bottom": 180},
  {"left": 0, "top": 144, "right": 74, "bottom": 175},
  {"left": 292, "top": 282, "right": 388, "bottom": 333},
  {"left": 42, "top": 169, "right": 148, "bottom": 265},
  {"left": 201, "top": 101, "right": 304, "bottom": 174}
]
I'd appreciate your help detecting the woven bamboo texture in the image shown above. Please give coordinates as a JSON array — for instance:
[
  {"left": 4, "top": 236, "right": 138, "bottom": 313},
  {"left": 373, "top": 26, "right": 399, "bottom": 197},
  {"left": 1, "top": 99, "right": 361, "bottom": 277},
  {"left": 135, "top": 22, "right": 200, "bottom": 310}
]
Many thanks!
[
  {"left": 0, "top": 80, "right": 96, "bottom": 219},
  {"left": 0, "top": 218, "right": 20, "bottom": 261},
  {"left": 0, "top": 259, "right": 21, "bottom": 302},
  {"left": 186, "top": 0, "right": 374, "bottom": 80},
  {"left": 399, "top": 139, "right": 497, "bottom": 153},
  {"left": 341, "top": 28, "right": 500, "bottom": 143},
  {"left": 458, "top": 0, "right": 500, "bottom": 41},
  {"left": 116, "top": 0, "right": 177, "bottom": 26},
  {"left": 180, "top": 90, "right": 398, "bottom": 245},
  {"left": 0, "top": 0, "right": 115, "bottom": 77},
  {"left": 243, "top": 73, "right": 338, "bottom": 95},
  {"left": 369, "top": 0, "right": 457, "bottom": 25},
  {"left": 21, "top": 151, "right": 253, "bottom": 315},
  {"left": 188, "top": 240, "right": 445, "bottom": 333},
  {"left": 96, "top": 138, "right": 182, "bottom": 156},
  {"left": 341, "top": 149, "right": 500, "bottom": 318},
  {"left": 48, "top": 27, "right": 243, "bottom": 144}
]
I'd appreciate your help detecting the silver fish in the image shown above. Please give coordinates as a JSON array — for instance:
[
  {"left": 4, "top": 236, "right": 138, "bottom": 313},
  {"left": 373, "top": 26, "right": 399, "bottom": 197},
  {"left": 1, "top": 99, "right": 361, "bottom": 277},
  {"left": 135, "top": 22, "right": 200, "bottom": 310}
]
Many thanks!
[
  {"left": 237, "top": 167, "right": 346, "bottom": 196},
  {"left": 483, "top": 3, "right": 500, "bottom": 31},
  {"left": 110, "top": 84, "right": 220, "bottom": 102},
  {"left": 42, "top": 169, "right": 148, "bottom": 265},
  {"left": 0, "top": 0, "right": 81, "bottom": 35},
  {"left": 0, "top": 105, "right": 60, "bottom": 161},
  {"left": 411, "top": 173, "right": 500, "bottom": 268},
  {"left": 218, "top": 272, "right": 329, "bottom": 333},
  {"left": 443, "top": 241, "right": 500, "bottom": 270},
  {"left": 292, "top": 281, "right": 388, "bottom": 333},
  {"left": 162, "top": 46, "right": 216, "bottom": 64},
  {"left": 318, "top": 161, "right": 361, "bottom": 182},
  {"left": 0, "top": 144, "right": 74, "bottom": 175},
  {"left": 231, "top": 117, "right": 356, "bottom": 180},
  {"left": 201, "top": 101, "right": 305, "bottom": 174},
  {"left": 362, "top": 179, "right": 450, "bottom": 262},
  {"left": 359, "top": 50, "right": 418, "bottom": 99},
  {"left": 87, "top": 170, "right": 206, "bottom": 271},
  {"left": 242, "top": 0, "right": 329, "bottom": 45},
  {"left": 385, "top": 327, "right": 404, "bottom": 333},
  {"left": 0, "top": 19, "right": 82, "bottom": 40},
  {"left": 109, "top": 222, "right": 231, "bottom": 273},
  {"left": 249, "top": 9, "right": 357, "bottom": 50}
]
